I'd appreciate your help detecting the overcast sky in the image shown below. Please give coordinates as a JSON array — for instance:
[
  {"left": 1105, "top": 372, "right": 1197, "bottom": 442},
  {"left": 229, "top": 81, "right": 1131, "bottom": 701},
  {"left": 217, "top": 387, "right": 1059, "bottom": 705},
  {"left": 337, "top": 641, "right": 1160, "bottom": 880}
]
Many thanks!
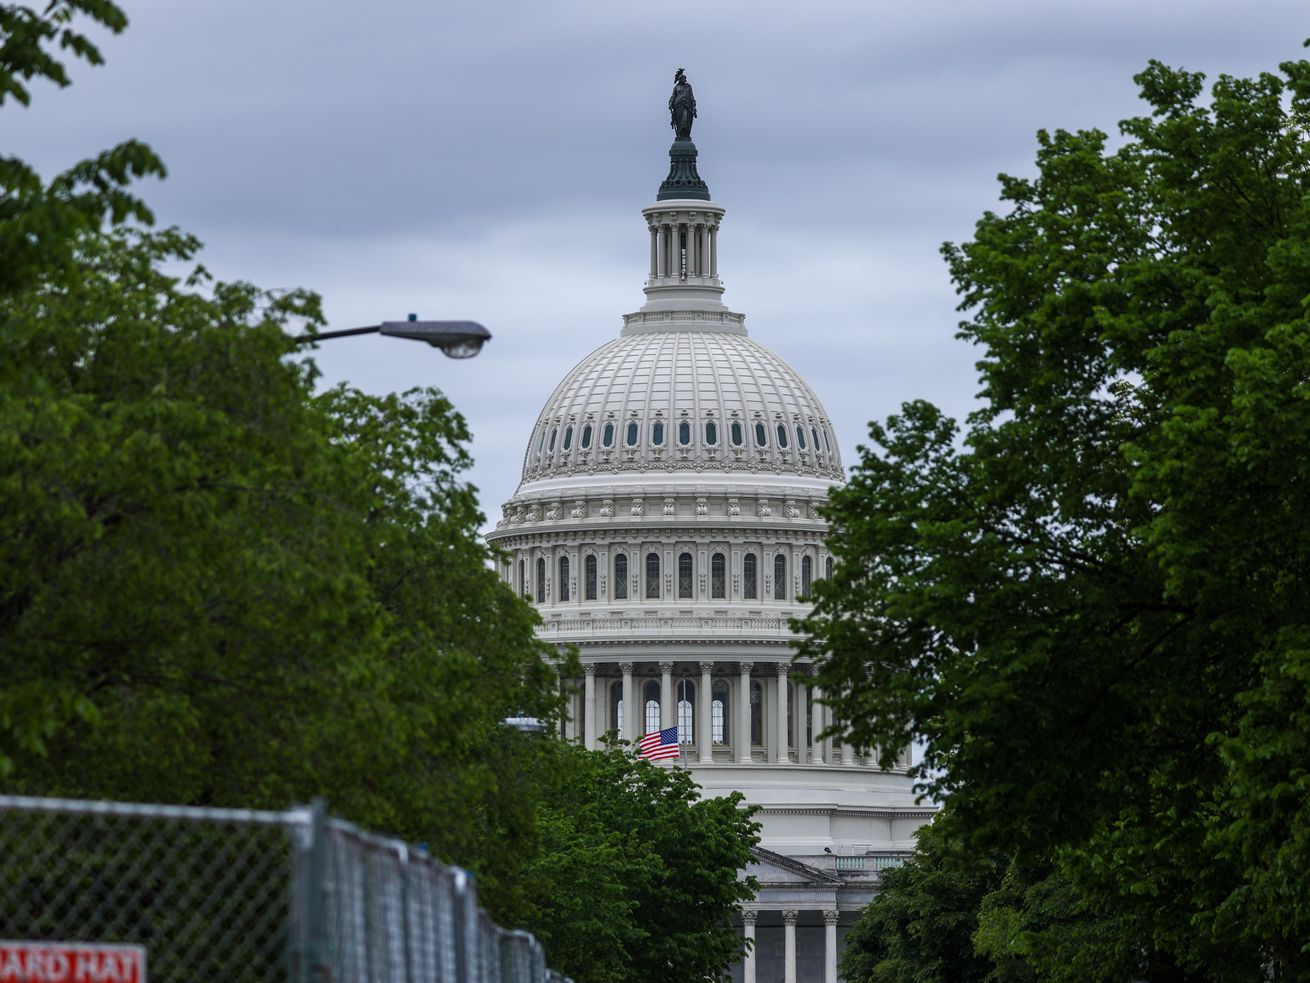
[{"left": 10, "top": 1, "right": 1309, "bottom": 523}]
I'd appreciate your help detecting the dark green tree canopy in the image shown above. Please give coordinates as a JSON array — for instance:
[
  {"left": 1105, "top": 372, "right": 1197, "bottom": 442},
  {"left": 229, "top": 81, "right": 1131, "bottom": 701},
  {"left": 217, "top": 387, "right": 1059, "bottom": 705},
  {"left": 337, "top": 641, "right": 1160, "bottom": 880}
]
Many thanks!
[{"left": 802, "top": 48, "right": 1310, "bottom": 979}]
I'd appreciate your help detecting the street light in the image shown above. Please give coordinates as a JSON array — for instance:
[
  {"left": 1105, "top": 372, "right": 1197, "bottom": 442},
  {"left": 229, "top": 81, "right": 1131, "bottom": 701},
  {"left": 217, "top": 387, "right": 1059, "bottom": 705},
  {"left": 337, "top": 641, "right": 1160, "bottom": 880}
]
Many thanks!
[
  {"left": 502, "top": 715, "right": 547, "bottom": 735},
  {"left": 294, "top": 314, "right": 491, "bottom": 359}
]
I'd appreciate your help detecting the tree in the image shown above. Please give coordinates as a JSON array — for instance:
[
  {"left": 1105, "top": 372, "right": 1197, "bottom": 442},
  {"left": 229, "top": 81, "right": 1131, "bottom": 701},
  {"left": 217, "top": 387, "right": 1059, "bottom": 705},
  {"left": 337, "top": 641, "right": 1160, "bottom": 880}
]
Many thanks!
[
  {"left": 800, "top": 47, "right": 1310, "bottom": 978},
  {"left": 519, "top": 740, "right": 760, "bottom": 983}
]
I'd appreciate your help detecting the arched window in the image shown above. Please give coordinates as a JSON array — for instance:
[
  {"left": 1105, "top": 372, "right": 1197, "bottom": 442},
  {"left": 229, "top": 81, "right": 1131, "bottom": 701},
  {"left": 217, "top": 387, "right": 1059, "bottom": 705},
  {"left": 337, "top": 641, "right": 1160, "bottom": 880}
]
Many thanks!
[
  {"left": 731, "top": 421, "right": 744, "bottom": 446},
  {"left": 712, "top": 679, "right": 730, "bottom": 745},
  {"left": 677, "top": 678, "right": 695, "bottom": 743},
  {"left": 774, "top": 554, "right": 787, "bottom": 600},
  {"left": 750, "top": 680, "right": 764, "bottom": 746},
  {"left": 812, "top": 427, "right": 820, "bottom": 453},
  {"left": 711, "top": 552, "right": 726, "bottom": 599},
  {"left": 535, "top": 557, "right": 546, "bottom": 603},
  {"left": 562, "top": 425, "right": 573, "bottom": 451},
  {"left": 796, "top": 425, "right": 806, "bottom": 449},
  {"left": 603, "top": 422, "right": 615, "bottom": 448},
  {"left": 645, "top": 552, "right": 661, "bottom": 599},
  {"left": 585, "top": 555, "right": 598, "bottom": 600},
  {"left": 825, "top": 556, "right": 833, "bottom": 580},
  {"left": 776, "top": 423, "right": 789, "bottom": 448},
  {"left": 743, "top": 553, "right": 758, "bottom": 599},
  {"left": 518, "top": 559, "right": 526, "bottom": 598},
  {"left": 558, "top": 556, "right": 570, "bottom": 601},
  {"left": 581, "top": 423, "right": 593, "bottom": 449},
  {"left": 678, "top": 420, "right": 691, "bottom": 445},
  {"left": 626, "top": 421, "right": 639, "bottom": 446},
  {"left": 614, "top": 554, "right": 629, "bottom": 599},
  {"left": 611, "top": 681, "right": 623, "bottom": 732},
  {"left": 678, "top": 552, "right": 693, "bottom": 598},
  {"left": 537, "top": 429, "right": 546, "bottom": 456},
  {"left": 644, "top": 680, "right": 661, "bottom": 735},
  {"left": 652, "top": 421, "right": 665, "bottom": 445},
  {"left": 548, "top": 427, "right": 557, "bottom": 451},
  {"left": 823, "top": 429, "right": 831, "bottom": 453},
  {"left": 801, "top": 556, "right": 812, "bottom": 598},
  {"left": 705, "top": 420, "right": 718, "bottom": 445},
  {"left": 754, "top": 422, "right": 768, "bottom": 447}
]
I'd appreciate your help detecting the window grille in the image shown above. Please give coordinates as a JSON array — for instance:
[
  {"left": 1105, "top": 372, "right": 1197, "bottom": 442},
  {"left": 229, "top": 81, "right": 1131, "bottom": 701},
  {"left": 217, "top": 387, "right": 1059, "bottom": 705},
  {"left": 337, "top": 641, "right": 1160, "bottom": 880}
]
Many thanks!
[
  {"left": 626, "top": 421, "right": 639, "bottom": 446},
  {"left": 535, "top": 558, "right": 546, "bottom": 603},
  {"left": 652, "top": 421, "right": 664, "bottom": 445},
  {"left": 711, "top": 553, "right": 726, "bottom": 599},
  {"left": 731, "top": 421, "right": 743, "bottom": 446},
  {"left": 645, "top": 553, "right": 661, "bottom": 599},
  {"left": 776, "top": 424, "right": 788, "bottom": 448},
  {"left": 706, "top": 420, "right": 718, "bottom": 445},
  {"left": 825, "top": 556, "right": 833, "bottom": 580},
  {"left": 750, "top": 681, "right": 763, "bottom": 745},
  {"left": 562, "top": 426, "right": 573, "bottom": 451},
  {"left": 603, "top": 422, "right": 615, "bottom": 447},
  {"left": 754, "top": 422, "right": 767, "bottom": 446},
  {"left": 644, "top": 681, "right": 661, "bottom": 734},
  {"left": 549, "top": 428, "right": 557, "bottom": 451},
  {"left": 743, "top": 553, "right": 757, "bottom": 599},
  {"left": 677, "top": 679, "right": 695, "bottom": 743},
  {"left": 796, "top": 425, "right": 806, "bottom": 449},
  {"left": 801, "top": 556, "right": 812, "bottom": 598},
  {"left": 774, "top": 554, "right": 787, "bottom": 600},
  {"left": 713, "top": 680, "right": 730, "bottom": 744},
  {"left": 678, "top": 420, "right": 691, "bottom": 445},
  {"left": 678, "top": 552, "right": 693, "bottom": 598},
  {"left": 581, "top": 423, "right": 593, "bottom": 448},
  {"left": 585, "top": 555, "right": 597, "bottom": 600},
  {"left": 558, "top": 556, "right": 570, "bottom": 601}
]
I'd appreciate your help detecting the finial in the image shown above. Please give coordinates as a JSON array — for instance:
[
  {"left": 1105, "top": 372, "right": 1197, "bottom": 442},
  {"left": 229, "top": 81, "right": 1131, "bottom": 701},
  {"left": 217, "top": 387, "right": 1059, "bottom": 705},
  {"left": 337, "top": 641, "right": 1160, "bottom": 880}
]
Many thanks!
[{"left": 658, "top": 69, "right": 710, "bottom": 201}]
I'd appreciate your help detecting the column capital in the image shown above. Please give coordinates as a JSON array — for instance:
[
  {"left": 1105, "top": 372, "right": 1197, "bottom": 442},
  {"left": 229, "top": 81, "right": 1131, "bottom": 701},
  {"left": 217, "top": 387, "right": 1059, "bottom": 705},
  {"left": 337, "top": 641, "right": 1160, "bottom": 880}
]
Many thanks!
[
  {"left": 737, "top": 661, "right": 755, "bottom": 674},
  {"left": 775, "top": 662, "right": 791, "bottom": 677},
  {"left": 582, "top": 663, "right": 599, "bottom": 676},
  {"left": 823, "top": 909, "right": 840, "bottom": 926},
  {"left": 741, "top": 909, "right": 758, "bottom": 926},
  {"left": 619, "top": 662, "right": 635, "bottom": 674},
  {"left": 782, "top": 910, "right": 799, "bottom": 926},
  {"left": 699, "top": 661, "right": 715, "bottom": 673},
  {"left": 659, "top": 661, "right": 675, "bottom": 673}
]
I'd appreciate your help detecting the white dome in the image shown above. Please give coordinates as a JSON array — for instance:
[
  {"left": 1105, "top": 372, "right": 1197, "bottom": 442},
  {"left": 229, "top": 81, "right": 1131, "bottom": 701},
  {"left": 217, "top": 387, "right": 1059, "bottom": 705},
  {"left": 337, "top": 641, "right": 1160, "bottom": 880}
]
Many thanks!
[{"left": 519, "top": 328, "right": 843, "bottom": 486}]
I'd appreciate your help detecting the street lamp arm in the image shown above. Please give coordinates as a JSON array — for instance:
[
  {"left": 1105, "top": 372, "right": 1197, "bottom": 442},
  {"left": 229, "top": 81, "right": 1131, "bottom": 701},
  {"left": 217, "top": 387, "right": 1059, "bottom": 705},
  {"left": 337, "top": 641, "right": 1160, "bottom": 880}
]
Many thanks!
[{"left": 293, "top": 318, "right": 492, "bottom": 359}]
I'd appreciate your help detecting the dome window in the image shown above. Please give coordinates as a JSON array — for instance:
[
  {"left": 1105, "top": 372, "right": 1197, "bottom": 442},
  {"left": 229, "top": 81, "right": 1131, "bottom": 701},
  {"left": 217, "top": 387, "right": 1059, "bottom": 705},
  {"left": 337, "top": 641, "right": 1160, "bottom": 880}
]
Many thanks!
[
  {"left": 801, "top": 556, "right": 812, "bottom": 597},
  {"left": 712, "top": 680, "right": 730, "bottom": 744},
  {"left": 644, "top": 680, "right": 661, "bottom": 734},
  {"left": 581, "top": 424, "right": 593, "bottom": 449},
  {"left": 626, "top": 421, "right": 640, "bottom": 447},
  {"left": 652, "top": 421, "right": 665, "bottom": 445},
  {"left": 535, "top": 557, "right": 546, "bottom": 603},
  {"left": 558, "top": 556, "right": 570, "bottom": 601},
  {"left": 730, "top": 421, "right": 744, "bottom": 446},
  {"left": 585, "top": 555, "right": 598, "bottom": 600},
  {"left": 603, "top": 422, "right": 615, "bottom": 448},
  {"left": 562, "top": 426, "right": 573, "bottom": 451},
  {"left": 825, "top": 556, "right": 834, "bottom": 580},
  {"left": 645, "top": 552, "right": 661, "bottom": 598},
  {"left": 705, "top": 421, "right": 718, "bottom": 445},
  {"left": 743, "top": 553, "right": 758, "bottom": 599},
  {"left": 678, "top": 421, "right": 691, "bottom": 445},
  {"left": 754, "top": 422, "right": 767, "bottom": 447},
  {"left": 812, "top": 427, "right": 821, "bottom": 454},
  {"left": 796, "top": 426, "right": 806, "bottom": 450},
  {"left": 776, "top": 424, "right": 789, "bottom": 449},
  {"left": 537, "top": 430, "right": 546, "bottom": 453},
  {"left": 823, "top": 429, "right": 832, "bottom": 453},
  {"left": 614, "top": 554, "right": 629, "bottom": 599},
  {"left": 774, "top": 553, "right": 787, "bottom": 600},
  {"left": 711, "top": 552, "right": 726, "bottom": 599},
  {"left": 548, "top": 427, "right": 557, "bottom": 452}
]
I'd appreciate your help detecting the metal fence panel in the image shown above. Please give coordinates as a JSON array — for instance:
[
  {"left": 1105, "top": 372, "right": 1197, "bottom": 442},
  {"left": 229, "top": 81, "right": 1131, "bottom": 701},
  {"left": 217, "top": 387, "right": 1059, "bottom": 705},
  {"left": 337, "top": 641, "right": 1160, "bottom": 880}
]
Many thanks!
[{"left": 0, "top": 795, "right": 574, "bottom": 983}]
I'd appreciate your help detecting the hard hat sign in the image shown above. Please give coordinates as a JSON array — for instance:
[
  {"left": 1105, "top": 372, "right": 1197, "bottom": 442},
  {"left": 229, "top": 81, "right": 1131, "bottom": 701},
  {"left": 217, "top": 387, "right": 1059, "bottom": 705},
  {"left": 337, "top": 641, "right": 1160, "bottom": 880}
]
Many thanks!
[{"left": 0, "top": 942, "right": 145, "bottom": 983}]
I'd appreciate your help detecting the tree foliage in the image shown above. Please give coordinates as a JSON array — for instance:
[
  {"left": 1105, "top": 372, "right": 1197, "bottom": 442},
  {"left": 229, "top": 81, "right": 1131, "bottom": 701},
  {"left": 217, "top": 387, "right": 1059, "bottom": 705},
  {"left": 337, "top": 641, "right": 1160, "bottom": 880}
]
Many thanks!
[{"left": 802, "top": 48, "right": 1310, "bottom": 980}]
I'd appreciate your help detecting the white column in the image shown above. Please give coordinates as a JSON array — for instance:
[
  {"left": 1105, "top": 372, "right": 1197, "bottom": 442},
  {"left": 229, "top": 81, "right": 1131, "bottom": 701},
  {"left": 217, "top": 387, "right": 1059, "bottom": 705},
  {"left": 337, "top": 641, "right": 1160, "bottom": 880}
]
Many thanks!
[
  {"left": 783, "top": 910, "right": 798, "bottom": 983},
  {"left": 742, "top": 910, "right": 757, "bottom": 983},
  {"left": 774, "top": 663, "right": 790, "bottom": 763},
  {"left": 842, "top": 740, "right": 857, "bottom": 766},
  {"left": 583, "top": 664, "right": 597, "bottom": 749},
  {"left": 824, "top": 910, "right": 839, "bottom": 983},
  {"left": 656, "top": 226, "right": 666, "bottom": 277},
  {"left": 710, "top": 225, "right": 718, "bottom": 276},
  {"left": 649, "top": 225, "right": 657, "bottom": 277},
  {"left": 699, "top": 661, "right": 714, "bottom": 763},
  {"left": 660, "top": 662, "right": 674, "bottom": 731},
  {"left": 620, "top": 662, "right": 635, "bottom": 742},
  {"left": 793, "top": 676, "right": 806, "bottom": 763},
  {"left": 561, "top": 672, "right": 574, "bottom": 741},
  {"left": 810, "top": 680, "right": 825, "bottom": 765},
  {"left": 737, "top": 662, "right": 753, "bottom": 763}
]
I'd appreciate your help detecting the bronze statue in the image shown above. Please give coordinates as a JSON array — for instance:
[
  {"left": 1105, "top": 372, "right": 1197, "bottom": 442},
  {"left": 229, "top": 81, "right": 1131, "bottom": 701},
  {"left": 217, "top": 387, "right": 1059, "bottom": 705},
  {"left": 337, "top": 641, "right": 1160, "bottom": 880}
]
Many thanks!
[{"left": 669, "top": 68, "right": 697, "bottom": 139}]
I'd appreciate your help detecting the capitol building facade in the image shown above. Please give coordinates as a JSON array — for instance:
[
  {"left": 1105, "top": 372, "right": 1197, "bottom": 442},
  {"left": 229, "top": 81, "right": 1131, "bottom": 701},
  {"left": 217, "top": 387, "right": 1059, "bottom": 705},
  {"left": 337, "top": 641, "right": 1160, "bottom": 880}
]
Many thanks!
[{"left": 487, "top": 86, "right": 933, "bottom": 983}]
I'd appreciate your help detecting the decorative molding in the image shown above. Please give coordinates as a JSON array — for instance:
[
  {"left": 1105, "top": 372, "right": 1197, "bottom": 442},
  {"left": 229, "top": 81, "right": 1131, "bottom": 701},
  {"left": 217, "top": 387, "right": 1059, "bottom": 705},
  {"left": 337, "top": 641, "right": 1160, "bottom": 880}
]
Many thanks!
[
  {"left": 740, "top": 909, "right": 759, "bottom": 926},
  {"left": 582, "top": 664, "right": 599, "bottom": 675},
  {"left": 738, "top": 661, "right": 755, "bottom": 674},
  {"left": 618, "top": 662, "right": 635, "bottom": 674},
  {"left": 699, "top": 661, "right": 715, "bottom": 673},
  {"left": 658, "top": 662, "right": 675, "bottom": 673},
  {"left": 782, "top": 910, "right": 799, "bottom": 925},
  {"left": 775, "top": 662, "right": 791, "bottom": 677},
  {"left": 823, "top": 910, "right": 840, "bottom": 926}
]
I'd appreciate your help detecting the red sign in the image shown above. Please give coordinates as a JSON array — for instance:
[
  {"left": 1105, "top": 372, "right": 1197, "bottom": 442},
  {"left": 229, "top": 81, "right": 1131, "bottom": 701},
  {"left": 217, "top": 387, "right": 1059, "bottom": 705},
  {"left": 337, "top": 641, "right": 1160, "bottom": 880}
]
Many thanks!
[{"left": 0, "top": 942, "right": 145, "bottom": 983}]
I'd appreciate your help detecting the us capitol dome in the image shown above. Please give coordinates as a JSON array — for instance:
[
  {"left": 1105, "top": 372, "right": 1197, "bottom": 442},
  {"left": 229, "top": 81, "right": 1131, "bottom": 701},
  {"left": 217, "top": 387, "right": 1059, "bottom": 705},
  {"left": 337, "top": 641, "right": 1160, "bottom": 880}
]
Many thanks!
[{"left": 487, "top": 72, "right": 933, "bottom": 983}]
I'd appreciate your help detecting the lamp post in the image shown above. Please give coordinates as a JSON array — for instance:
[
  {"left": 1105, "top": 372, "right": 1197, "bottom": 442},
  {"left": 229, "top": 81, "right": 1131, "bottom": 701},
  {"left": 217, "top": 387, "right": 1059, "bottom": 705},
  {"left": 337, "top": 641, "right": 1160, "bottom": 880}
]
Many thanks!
[{"left": 294, "top": 314, "right": 491, "bottom": 359}]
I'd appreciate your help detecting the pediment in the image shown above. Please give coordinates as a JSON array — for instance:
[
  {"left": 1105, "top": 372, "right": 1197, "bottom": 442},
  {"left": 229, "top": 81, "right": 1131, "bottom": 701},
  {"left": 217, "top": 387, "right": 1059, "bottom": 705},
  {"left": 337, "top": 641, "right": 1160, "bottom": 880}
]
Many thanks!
[{"left": 746, "top": 847, "right": 841, "bottom": 886}]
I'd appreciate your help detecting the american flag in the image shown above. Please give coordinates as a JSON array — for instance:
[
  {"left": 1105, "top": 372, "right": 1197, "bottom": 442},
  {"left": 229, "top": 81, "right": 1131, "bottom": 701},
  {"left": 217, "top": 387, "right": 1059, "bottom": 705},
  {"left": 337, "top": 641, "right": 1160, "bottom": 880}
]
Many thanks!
[{"left": 636, "top": 726, "right": 680, "bottom": 761}]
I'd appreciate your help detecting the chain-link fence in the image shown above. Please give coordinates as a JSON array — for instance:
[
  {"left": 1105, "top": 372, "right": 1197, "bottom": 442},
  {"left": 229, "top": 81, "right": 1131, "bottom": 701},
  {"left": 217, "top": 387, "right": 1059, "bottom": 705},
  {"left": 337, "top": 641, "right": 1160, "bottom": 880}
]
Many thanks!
[{"left": 0, "top": 795, "right": 573, "bottom": 983}]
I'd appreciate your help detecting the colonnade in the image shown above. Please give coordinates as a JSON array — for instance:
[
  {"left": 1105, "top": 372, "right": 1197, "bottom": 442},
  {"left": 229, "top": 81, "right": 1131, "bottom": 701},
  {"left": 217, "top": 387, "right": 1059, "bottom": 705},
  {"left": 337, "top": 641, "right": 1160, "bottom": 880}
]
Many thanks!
[
  {"left": 649, "top": 219, "right": 718, "bottom": 279},
  {"left": 569, "top": 660, "right": 910, "bottom": 768},
  {"left": 740, "top": 909, "right": 841, "bottom": 983}
]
